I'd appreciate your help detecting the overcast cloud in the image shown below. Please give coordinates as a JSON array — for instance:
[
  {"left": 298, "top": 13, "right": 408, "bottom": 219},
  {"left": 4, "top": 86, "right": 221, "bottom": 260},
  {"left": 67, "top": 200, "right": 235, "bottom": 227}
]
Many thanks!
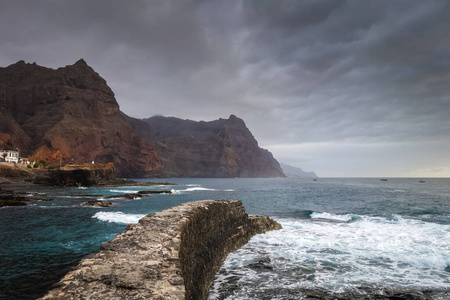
[{"left": 1, "top": 0, "right": 450, "bottom": 177}]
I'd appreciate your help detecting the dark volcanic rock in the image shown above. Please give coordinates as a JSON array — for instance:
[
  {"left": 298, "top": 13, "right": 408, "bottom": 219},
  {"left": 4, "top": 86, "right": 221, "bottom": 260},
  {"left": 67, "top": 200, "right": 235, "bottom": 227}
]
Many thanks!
[
  {"left": 0, "top": 164, "right": 35, "bottom": 180},
  {"left": 0, "top": 187, "right": 52, "bottom": 207},
  {"left": 106, "top": 193, "right": 143, "bottom": 199},
  {"left": 81, "top": 200, "right": 112, "bottom": 207},
  {"left": 33, "top": 163, "right": 117, "bottom": 186},
  {"left": 40, "top": 200, "right": 282, "bottom": 300},
  {"left": 138, "top": 190, "right": 172, "bottom": 194},
  {"left": 0, "top": 60, "right": 161, "bottom": 177},
  {"left": 133, "top": 115, "right": 285, "bottom": 178}
]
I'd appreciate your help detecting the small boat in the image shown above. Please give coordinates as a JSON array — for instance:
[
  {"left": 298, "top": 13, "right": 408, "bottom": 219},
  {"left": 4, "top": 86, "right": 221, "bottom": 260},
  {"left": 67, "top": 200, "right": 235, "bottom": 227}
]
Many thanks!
[
  {"left": 380, "top": 178, "right": 388, "bottom": 181},
  {"left": 419, "top": 179, "right": 425, "bottom": 183},
  {"left": 313, "top": 178, "right": 317, "bottom": 181}
]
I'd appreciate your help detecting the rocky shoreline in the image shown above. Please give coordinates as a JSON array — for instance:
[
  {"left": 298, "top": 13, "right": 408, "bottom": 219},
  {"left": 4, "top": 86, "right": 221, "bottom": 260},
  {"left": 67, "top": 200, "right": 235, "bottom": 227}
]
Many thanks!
[
  {"left": 40, "top": 200, "right": 282, "bottom": 300},
  {"left": 0, "top": 162, "right": 176, "bottom": 207}
]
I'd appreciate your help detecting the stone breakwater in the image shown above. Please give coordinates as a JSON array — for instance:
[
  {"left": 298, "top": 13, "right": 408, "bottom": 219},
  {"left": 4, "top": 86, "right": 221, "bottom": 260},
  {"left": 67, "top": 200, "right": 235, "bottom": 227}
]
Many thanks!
[{"left": 40, "top": 200, "right": 282, "bottom": 300}]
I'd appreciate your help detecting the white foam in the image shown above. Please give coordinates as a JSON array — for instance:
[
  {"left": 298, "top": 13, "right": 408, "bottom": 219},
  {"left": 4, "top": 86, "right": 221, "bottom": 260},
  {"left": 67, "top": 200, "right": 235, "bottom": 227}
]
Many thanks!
[
  {"left": 310, "top": 212, "right": 353, "bottom": 222},
  {"left": 186, "top": 187, "right": 215, "bottom": 191},
  {"left": 92, "top": 211, "right": 145, "bottom": 224},
  {"left": 213, "top": 214, "right": 450, "bottom": 296},
  {"left": 109, "top": 189, "right": 139, "bottom": 194},
  {"left": 171, "top": 187, "right": 216, "bottom": 194}
]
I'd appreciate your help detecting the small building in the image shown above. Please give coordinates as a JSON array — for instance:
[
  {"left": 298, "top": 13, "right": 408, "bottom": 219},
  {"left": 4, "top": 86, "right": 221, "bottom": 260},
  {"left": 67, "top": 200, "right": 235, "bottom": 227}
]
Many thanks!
[{"left": 0, "top": 149, "right": 19, "bottom": 163}]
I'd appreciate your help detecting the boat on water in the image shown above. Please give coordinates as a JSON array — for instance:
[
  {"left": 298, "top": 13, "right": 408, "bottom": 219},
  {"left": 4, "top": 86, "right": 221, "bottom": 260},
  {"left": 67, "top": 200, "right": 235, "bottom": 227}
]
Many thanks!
[
  {"left": 419, "top": 179, "right": 425, "bottom": 183},
  {"left": 380, "top": 178, "right": 388, "bottom": 181}
]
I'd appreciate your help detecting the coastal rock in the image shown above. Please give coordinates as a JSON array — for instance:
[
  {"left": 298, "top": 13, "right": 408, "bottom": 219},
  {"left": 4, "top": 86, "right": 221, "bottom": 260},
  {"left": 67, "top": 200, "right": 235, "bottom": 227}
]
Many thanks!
[
  {"left": 81, "top": 200, "right": 112, "bottom": 207},
  {"left": 40, "top": 200, "right": 282, "bottom": 300},
  {"left": 33, "top": 163, "right": 117, "bottom": 186},
  {"left": 0, "top": 60, "right": 162, "bottom": 177},
  {"left": 0, "top": 164, "right": 34, "bottom": 181},
  {"left": 132, "top": 115, "right": 285, "bottom": 178},
  {"left": 0, "top": 187, "right": 52, "bottom": 207},
  {"left": 138, "top": 190, "right": 172, "bottom": 194},
  {"left": 106, "top": 193, "right": 143, "bottom": 199}
]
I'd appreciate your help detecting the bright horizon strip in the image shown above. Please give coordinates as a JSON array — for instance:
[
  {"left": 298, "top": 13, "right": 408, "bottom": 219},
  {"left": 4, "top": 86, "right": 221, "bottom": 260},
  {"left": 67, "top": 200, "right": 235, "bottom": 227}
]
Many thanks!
[{"left": 265, "top": 140, "right": 450, "bottom": 178}]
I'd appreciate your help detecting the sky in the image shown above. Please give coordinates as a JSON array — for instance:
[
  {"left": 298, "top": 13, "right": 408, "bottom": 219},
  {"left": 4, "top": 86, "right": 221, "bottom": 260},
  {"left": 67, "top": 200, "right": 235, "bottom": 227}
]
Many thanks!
[{"left": 1, "top": 0, "right": 450, "bottom": 177}]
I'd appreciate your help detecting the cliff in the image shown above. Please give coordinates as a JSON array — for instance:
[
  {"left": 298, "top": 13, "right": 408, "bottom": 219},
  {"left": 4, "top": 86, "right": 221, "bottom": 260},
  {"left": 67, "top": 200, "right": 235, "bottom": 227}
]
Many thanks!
[
  {"left": 41, "top": 200, "right": 282, "bottom": 300},
  {"left": 0, "top": 59, "right": 285, "bottom": 178},
  {"left": 133, "top": 115, "right": 285, "bottom": 178},
  {"left": 32, "top": 163, "right": 117, "bottom": 186},
  {"left": 0, "top": 60, "right": 161, "bottom": 177}
]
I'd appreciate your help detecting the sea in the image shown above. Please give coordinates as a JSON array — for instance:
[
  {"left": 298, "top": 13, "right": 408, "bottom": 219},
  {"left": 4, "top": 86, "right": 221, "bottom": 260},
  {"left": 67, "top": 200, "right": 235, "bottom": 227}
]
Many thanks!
[{"left": 0, "top": 177, "right": 449, "bottom": 299}]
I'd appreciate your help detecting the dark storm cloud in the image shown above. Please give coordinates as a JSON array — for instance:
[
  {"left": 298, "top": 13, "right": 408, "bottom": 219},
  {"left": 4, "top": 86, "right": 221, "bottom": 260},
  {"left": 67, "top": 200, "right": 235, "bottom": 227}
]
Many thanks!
[{"left": 1, "top": 0, "right": 450, "bottom": 176}]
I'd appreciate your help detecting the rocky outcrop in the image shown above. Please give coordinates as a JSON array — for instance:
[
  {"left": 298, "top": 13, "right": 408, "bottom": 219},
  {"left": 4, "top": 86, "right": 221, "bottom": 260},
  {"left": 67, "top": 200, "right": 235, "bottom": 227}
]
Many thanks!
[
  {"left": 0, "top": 187, "right": 52, "bottom": 207},
  {"left": 0, "top": 164, "right": 35, "bottom": 181},
  {"left": 81, "top": 200, "right": 112, "bottom": 207},
  {"left": 135, "top": 115, "right": 285, "bottom": 178},
  {"left": 41, "top": 200, "right": 282, "bottom": 300},
  {"left": 0, "top": 60, "right": 161, "bottom": 177},
  {"left": 33, "top": 163, "right": 117, "bottom": 186}
]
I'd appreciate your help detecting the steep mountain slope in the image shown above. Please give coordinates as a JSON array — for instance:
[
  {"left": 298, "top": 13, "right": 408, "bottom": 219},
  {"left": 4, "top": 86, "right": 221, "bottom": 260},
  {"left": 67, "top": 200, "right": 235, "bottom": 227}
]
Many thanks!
[
  {"left": 0, "top": 60, "right": 161, "bottom": 177},
  {"left": 135, "top": 115, "right": 285, "bottom": 178}
]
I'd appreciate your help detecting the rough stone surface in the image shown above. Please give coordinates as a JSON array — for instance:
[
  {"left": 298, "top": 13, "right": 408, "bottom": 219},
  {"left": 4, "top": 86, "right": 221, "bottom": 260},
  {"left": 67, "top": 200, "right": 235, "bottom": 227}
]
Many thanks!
[
  {"left": 81, "top": 200, "right": 112, "bottom": 207},
  {"left": 33, "top": 163, "right": 117, "bottom": 186},
  {"left": 0, "top": 164, "right": 34, "bottom": 182},
  {"left": 40, "top": 200, "right": 282, "bottom": 300}
]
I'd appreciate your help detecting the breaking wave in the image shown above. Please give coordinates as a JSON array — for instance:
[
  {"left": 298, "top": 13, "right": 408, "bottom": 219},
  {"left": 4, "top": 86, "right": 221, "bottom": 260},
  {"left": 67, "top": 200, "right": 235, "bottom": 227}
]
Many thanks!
[{"left": 92, "top": 211, "right": 146, "bottom": 224}]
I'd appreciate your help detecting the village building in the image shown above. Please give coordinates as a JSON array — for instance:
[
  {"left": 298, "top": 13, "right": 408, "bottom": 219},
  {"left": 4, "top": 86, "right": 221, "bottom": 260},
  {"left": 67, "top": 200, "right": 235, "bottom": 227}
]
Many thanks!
[{"left": 0, "top": 149, "right": 20, "bottom": 163}]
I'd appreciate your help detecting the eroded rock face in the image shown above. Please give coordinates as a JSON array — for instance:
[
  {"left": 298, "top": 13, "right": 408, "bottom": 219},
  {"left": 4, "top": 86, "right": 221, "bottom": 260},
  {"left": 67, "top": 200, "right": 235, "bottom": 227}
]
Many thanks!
[
  {"left": 40, "top": 200, "right": 282, "bottom": 300},
  {"left": 32, "top": 163, "right": 117, "bottom": 186},
  {"left": 0, "top": 60, "right": 161, "bottom": 177},
  {"left": 135, "top": 115, "right": 285, "bottom": 178}
]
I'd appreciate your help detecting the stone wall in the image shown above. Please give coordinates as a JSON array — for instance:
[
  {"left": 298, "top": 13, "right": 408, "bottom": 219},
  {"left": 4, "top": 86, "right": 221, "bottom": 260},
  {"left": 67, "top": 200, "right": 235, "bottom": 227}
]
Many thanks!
[{"left": 40, "top": 200, "right": 282, "bottom": 300}]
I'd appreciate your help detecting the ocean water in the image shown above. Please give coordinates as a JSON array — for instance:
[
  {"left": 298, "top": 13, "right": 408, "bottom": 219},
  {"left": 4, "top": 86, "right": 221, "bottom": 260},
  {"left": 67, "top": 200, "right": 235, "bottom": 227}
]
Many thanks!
[{"left": 0, "top": 178, "right": 449, "bottom": 299}]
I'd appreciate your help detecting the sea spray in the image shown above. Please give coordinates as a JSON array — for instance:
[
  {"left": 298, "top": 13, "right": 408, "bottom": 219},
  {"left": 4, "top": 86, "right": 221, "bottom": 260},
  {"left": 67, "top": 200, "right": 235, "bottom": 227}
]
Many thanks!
[
  {"left": 92, "top": 211, "right": 146, "bottom": 224},
  {"left": 209, "top": 213, "right": 450, "bottom": 299}
]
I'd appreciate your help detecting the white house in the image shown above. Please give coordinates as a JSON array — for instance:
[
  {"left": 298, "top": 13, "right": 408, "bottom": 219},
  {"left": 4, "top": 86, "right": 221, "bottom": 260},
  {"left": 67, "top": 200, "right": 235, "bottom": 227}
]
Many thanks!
[{"left": 0, "top": 150, "right": 19, "bottom": 163}]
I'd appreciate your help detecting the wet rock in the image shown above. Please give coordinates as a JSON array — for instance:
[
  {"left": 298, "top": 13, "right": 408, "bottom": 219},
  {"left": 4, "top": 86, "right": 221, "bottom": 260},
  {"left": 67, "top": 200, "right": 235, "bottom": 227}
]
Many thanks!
[
  {"left": 138, "top": 190, "right": 172, "bottom": 194},
  {"left": 106, "top": 193, "right": 142, "bottom": 200},
  {"left": 0, "top": 188, "right": 52, "bottom": 207},
  {"left": 81, "top": 201, "right": 112, "bottom": 207},
  {"left": 247, "top": 257, "right": 273, "bottom": 271}
]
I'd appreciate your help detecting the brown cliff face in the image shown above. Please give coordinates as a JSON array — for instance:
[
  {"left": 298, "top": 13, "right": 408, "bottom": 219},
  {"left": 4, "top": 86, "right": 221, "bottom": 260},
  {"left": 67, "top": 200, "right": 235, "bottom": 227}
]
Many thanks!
[
  {"left": 0, "top": 60, "right": 161, "bottom": 177},
  {"left": 136, "top": 115, "right": 285, "bottom": 178}
]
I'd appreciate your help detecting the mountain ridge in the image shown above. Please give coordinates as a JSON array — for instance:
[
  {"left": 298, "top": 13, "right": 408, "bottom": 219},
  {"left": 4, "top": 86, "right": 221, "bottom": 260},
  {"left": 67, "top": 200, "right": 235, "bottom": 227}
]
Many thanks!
[
  {"left": 0, "top": 59, "right": 161, "bottom": 177},
  {"left": 0, "top": 59, "right": 285, "bottom": 178},
  {"left": 133, "top": 114, "right": 285, "bottom": 178}
]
